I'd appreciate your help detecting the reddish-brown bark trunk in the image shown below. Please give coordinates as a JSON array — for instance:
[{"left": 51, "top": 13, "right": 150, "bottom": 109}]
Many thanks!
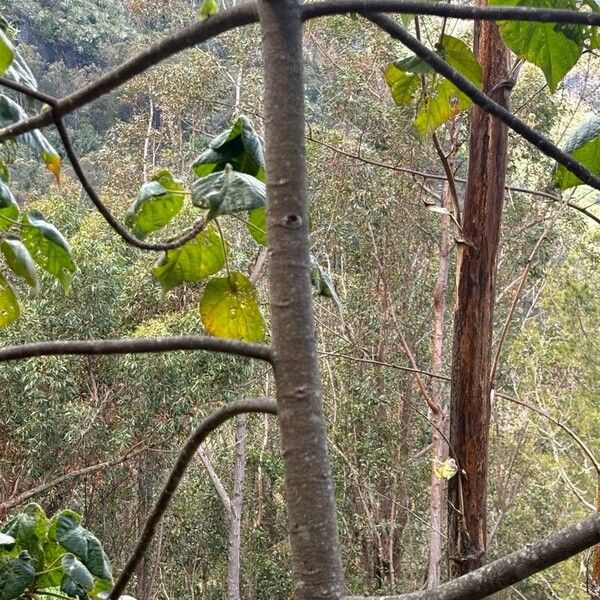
[{"left": 447, "top": 8, "right": 511, "bottom": 577}]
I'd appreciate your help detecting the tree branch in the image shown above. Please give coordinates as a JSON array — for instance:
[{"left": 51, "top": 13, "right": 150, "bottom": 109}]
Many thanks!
[
  {"left": 54, "top": 117, "right": 206, "bottom": 251},
  {"left": 108, "top": 397, "right": 277, "bottom": 600},
  {"left": 344, "top": 513, "right": 600, "bottom": 599},
  {"left": 0, "top": 444, "right": 147, "bottom": 513},
  {"left": 3, "top": 2, "right": 600, "bottom": 143},
  {"left": 308, "top": 134, "right": 600, "bottom": 225},
  {"left": 361, "top": 13, "right": 600, "bottom": 191},
  {"left": 0, "top": 76, "right": 57, "bottom": 105},
  {"left": 0, "top": 336, "right": 274, "bottom": 363},
  {"left": 0, "top": 4, "right": 259, "bottom": 142}
]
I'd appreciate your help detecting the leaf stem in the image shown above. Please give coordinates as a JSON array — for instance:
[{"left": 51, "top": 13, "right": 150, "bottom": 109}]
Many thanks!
[{"left": 214, "top": 218, "right": 232, "bottom": 283}]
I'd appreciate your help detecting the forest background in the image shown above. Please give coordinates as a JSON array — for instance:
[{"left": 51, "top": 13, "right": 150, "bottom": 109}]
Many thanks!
[{"left": 0, "top": 0, "right": 599, "bottom": 598}]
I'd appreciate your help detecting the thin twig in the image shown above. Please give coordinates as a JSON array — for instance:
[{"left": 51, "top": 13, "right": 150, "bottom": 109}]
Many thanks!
[
  {"left": 0, "top": 77, "right": 57, "bottom": 105},
  {"left": 54, "top": 117, "right": 206, "bottom": 251},
  {"left": 308, "top": 134, "right": 600, "bottom": 225},
  {"left": 0, "top": 336, "right": 274, "bottom": 363},
  {"left": 0, "top": 443, "right": 147, "bottom": 512},
  {"left": 108, "top": 397, "right": 277, "bottom": 600}
]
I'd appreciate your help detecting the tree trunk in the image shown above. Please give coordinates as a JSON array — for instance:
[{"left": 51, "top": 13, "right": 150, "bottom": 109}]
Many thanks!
[
  {"left": 228, "top": 414, "right": 248, "bottom": 600},
  {"left": 427, "top": 180, "right": 452, "bottom": 588},
  {"left": 447, "top": 5, "right": 511, "bottom": 577},
  {"left": 259, "top": 1, "right": 345, "bottom": 598}
]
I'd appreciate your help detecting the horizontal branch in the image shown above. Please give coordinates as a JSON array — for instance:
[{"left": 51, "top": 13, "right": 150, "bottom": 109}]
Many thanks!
[
  {"left": 54, "top": 117, "right": 206, "bottom": 251},
  {"left": 108, "top": 397, "right": 277, "bottom": 600},
  {"left": 0, "top": 336, "right": 274, "bottom": 363},
  {"left": 345, "top": 513, "right": 600, "bottom": 599},
  {"left": 304, "top": 0, "right": 600, "bottom": 26},
  {"left": 3, "top": 3, "right": 600, "bottom": 143},
  {"left": 0, "top": 4, "right": 259, "bottom": 141},
  {"left": 363, "top": 13, "right": 600, "bottom": 191},
  {"left": 0, "top": 444, "right": 147, "bottom": 513},
  {"left": 309, "top": 135, "right": 600, "bottom": 225}
]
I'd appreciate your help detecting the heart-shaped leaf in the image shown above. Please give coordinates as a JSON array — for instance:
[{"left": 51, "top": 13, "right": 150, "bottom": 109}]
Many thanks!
[
  {"left": 153, "top": 227, "right": 225, "bottom": 292},
  {"left": 0, "top": 272, "right": 19, "bottom": 327},
  {"left": 490, "top": 0, "right": 583, "bottom": 92},
  {"left": 1, "top": 236, "right": 38, "bottom": 292},
  {"left": 414, "top": 35, "right": 482, "bottom": 135},
  {"left": 50, "top": 511, "right": 112, "bottom": 582},
  {"left": 192, "top": 166, "right": 266, "bottom": 221},
  {"left": 0, "top": 179, "right": 18, "bottom": 230},
  {"left": 21, "top": 210, "right": 76, "bottom": 292},
  {"left": 60, "top": 554, "right": 94, "bottom": 598},
  {"left": 125, "top": 169, "right": 185, "bottom": 239},
  {"left": 192, "top": 116, "right": 265, "bottom": 181},
  {"left": 200, "top": 272, "right": 265, "bottom": 341}
]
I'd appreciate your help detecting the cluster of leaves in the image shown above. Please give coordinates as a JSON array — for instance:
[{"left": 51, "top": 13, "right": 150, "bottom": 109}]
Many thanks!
[
  {"left": 127, "top": 115, "right": 339, "bottom": 343},
  {"left": 0, "top": 503, "right": 135, "bottom": 600},
  {"left": 384, "top": 5, "right": 600, "bottom": 192},
  {"left": 0, "top": 18, "right": 75, "bottom": 328},
  {"left": 125, "top": 116, "right": 268, "bottom": 342}
]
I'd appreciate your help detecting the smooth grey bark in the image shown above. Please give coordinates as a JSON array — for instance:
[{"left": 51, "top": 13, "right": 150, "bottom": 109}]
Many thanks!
[
  {"left": 227, "top": 414, "right": 248, "bottom": 600},
  {"left": 259, "top": 1, "right": 345, "bottom": 598}
]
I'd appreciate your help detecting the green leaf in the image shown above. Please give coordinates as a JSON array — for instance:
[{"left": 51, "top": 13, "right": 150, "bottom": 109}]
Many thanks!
[
  {"left": 153, "top": 227, "right": 225, "bottom": 292},
  {"left": 414, "top": 79, "right": 473, "bottom": 135},
  {"left": 0, "top": 551, "right": 35, "bottom": 600},
  {"left": 0, "top": 30, "right": 13, "bottom": 76},
  {"left": 0, "top": 159, "right": 8, "bottom": 183},
  {"left": 490, "top": 0, "right": 583, "bottom": 92},
  {"left": 554, "top": 115, "right": 600, "bottom": 189},
  {"left": 0, "top": 179, "right": 18, "bottom": 230},
  {"left": 1, "top": 504, "right": 48, "bottom": 569},
  {"left": 0, "top": 95, "right": 61, "bottom": 180},
  {"left": 125, "top": 169, "right": 185, "bottom": 239},
  {"left": 21, "top": 210, "right": 76, "bottom": 292},
  {"left": 0, "top": 272, "right": 19, "bottom": 327},
  {"left": 192, "top": 166, "right": 266, "bottom": 221},
  {"left": 199, "top": 0, "right": 219, "bottom": 19},
  {"left": 61, "top": 554, "right": 94, "bottom": 599},
  {"left": 200, "top": 272, "right": 265, "bottom": 342},
  {"left": 192, "top": 116, "right": 265, "bottom": 181},
  {"left": 385, "top": 64, "right": 420, "bottom": 106},
  {"left": 247, "top": 207, "right": 267, "bottom": 246},
  {"left": 310, "top": 256, "right": 342, "bottom": 309},
  {"left": 51, "top": 511, "right": 112, "bottom": 582},
  {"left": 1, "top": 236, "right": 38, "bottom": 292},
  {"left": 0, "top": 535, "right": 14, "bottom": 549},
  {"left": 36, "top": 541, "right": 65, "bottom": 589},
  {"left": 414, "top": 35, "right": 482, "bottom": 135}
]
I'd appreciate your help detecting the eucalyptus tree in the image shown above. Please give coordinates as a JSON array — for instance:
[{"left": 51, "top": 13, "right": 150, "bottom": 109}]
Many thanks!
[{"left": 1, "top": 2, "right": 600, "bottom": 600}]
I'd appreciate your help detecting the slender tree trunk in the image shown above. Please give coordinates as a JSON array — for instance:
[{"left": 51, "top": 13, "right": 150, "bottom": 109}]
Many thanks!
[
  {"left": 136, "top": 454, "right": 152, "bottom": 600},
  {"left": 259, "top": 1, "right": 344, "bottom": 597},
  {"left": 591, "top": 474, "right": 600, "bottom": 597},
  {"left": 447, "top": 6, "right": 511, "bottom": 577},
  {"left": 427, "top": 180, "right": 452, "bottom": 588},
  {"left": 228, "top": 414, "right": 248, "bottom": 600}
]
